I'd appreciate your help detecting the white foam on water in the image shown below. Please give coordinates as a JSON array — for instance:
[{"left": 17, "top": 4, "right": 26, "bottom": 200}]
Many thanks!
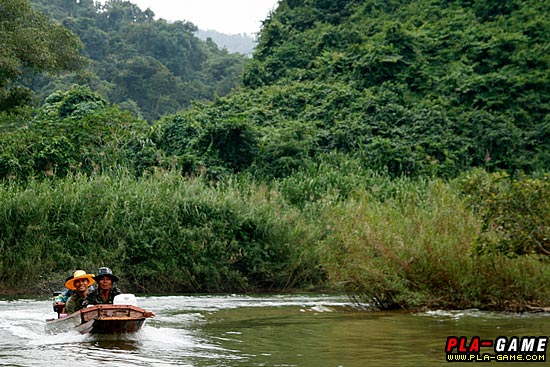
[
  {"left": 137, "top": 294, "right": 352, "bottom": 314},
  {"left": 419, "top": 308, "right": 550, "bottom": 321},
  {"left": 0, "top": 309, "right": 48, "bottom": 341},
  {"left": 0, "top": 294, "right": 355, "bottom": 366},
  {"left": 309, "top": 304, "right": 335, "bottom": 313}
]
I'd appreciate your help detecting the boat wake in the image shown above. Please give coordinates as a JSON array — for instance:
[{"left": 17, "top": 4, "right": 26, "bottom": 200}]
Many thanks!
[
  {"left": 0, "top": 298, "right": 242, "bottom": 366},
  {"left": 0, "top": 294, "right": 355, "bottom": 366}
]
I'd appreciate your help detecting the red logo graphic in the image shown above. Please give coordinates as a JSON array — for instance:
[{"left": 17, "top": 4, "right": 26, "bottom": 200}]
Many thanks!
[{"left": 445, "top": 336, "right": 548, "bottom": 362}]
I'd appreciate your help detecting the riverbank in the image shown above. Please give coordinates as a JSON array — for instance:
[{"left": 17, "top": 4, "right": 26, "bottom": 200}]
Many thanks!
[
  {"left": 2, "top": 275, "right": 550, "bottom": 313},
  {"left": 1, "top": 169, "right": 549, "bottom": 311}
]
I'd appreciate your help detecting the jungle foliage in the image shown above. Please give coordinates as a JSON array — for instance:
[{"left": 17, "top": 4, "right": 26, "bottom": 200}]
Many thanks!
[
  {"left": 0, "top": 85, "right": 149, "bottom": 180},
  {"left": 242, "top": 0, "right": 549, "bottom": 176},
  {"left": 0, "top": 0, "right": 86, "bottom": 111},
  {"left": 125, "top": 0, "right": 550, "bottom": 179},
  {"left": 1, "top": 0, "right": 549, "bottom": 308},
  {"left": 3, "top": 0, "right": 548, "bottom": 179},
  {"left": 24, "top": 0, "right": 249, "bottom": 121}
]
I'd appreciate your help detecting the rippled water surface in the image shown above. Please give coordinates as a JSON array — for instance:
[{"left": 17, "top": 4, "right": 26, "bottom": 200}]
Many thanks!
[{"left": 1, "top": 294, "right": 549, "bottom": 366}]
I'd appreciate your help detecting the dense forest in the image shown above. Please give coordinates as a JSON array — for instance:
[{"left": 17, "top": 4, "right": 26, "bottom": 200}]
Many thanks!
[
  {"left": 22, "top": 0, "right": 250, "bottom": 121},
  {"left": 1, "top": 0, "right": 549, "bottom": 310}
]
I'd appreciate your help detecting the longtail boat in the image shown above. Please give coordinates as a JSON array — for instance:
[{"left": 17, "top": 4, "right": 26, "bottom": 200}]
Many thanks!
[{"left": 46, "top": 295, "right": 154, "bottom": 335}]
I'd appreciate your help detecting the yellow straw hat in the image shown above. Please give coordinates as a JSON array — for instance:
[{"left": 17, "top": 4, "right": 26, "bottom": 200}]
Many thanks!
[{"left": 65, "top": 270, "right": 95, "bottom": 290}]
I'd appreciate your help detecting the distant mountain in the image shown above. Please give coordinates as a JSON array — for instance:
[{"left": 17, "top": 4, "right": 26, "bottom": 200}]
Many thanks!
[{"left": 196, "top": 29, "right": 256, "bottom": 57}]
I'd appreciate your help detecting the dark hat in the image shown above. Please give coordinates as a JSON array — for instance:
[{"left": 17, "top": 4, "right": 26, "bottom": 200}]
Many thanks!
[{"left": 93, "top": 267, "right": 119, "bottom": 282}]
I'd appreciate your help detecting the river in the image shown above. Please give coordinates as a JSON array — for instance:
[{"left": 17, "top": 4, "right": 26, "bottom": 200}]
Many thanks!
[{"left": 1, "top": 294, "right": 549, "bottom": 366}]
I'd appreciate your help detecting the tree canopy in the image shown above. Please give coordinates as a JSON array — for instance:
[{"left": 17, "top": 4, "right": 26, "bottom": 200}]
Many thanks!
[
  {"left": 234, "top": 0, "right": 549, "bottom": 175},
  {"left": 28, "top": 0, "right": 250, "bottom": 121},
  {"left": 0, "top": 0, "right": 85, "bottom": 111},
  {"left": 2, "top": 0, "right": 549, "bottom": 179}
]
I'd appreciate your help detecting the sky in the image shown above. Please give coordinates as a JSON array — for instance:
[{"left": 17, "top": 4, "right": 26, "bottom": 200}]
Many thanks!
[{"left": 108, "top": 0, "right": 280, "bottom": 35}]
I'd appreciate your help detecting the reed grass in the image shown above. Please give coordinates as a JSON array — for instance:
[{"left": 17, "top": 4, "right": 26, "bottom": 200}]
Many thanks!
[
  {"left": 320, "top": 178, "right": 550, "bottom": 310},
  {"left": 0, "top": 169, "right": 324, "bottom": 294},
  {"left": 1, "top": 167, "right": 549, "bottom": 311}
]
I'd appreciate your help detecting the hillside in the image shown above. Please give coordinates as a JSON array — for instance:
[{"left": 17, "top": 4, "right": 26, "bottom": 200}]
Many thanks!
[
  {"left": 28, "top": 0, "right": 250, "bottom": 121},
  {"left": 1, "top": 0, "right": 550, "bottom": 308},
  {"left": 158, "top": 0, "right": 549, "bottom": 177},
  {"left": 2, "top": 0, "right": 548, "bottom": 180}
]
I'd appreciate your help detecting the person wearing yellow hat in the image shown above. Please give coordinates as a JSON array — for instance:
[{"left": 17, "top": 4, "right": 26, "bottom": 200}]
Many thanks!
[
  {"left": 64, "top": 270, "right": 96, "bottom": 314},
  {"left": 52, "top": 270, "right": 79, "bottom": 316}
]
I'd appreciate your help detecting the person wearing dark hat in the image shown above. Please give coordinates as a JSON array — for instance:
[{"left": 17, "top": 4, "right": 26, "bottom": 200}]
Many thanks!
[
  {"left": 64, "top": 270, "right": 96, "bottom": 314},
  {"left": 85, "top": 267, "right": 122, "bottom": 305}
]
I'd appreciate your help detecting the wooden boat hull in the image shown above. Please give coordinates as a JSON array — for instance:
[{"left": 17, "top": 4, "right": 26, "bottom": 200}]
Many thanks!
[{"left": 46, "top": 304, "right": 150, "bottom": 335}]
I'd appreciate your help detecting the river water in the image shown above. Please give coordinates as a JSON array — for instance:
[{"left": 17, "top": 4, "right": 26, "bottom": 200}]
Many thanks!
[{"left": 1, "top": 294, "right": 549, "bottom": 366}]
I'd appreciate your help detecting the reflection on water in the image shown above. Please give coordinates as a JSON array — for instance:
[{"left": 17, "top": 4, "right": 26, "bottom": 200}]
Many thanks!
[{"left": 0, "top": 295, "right": 549, "bottom": 367}]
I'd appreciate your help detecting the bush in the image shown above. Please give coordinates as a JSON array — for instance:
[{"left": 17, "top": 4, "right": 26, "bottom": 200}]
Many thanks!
[
  {"left": 460, "top": 170, "right": 550, "bottom": 257},
  {"left": 0, "top": 86, "right": 150, "bottom": 180},
  {"left": 0, "top": 171, "right": 325, "bottom": 293},
  {"left": 321, "top": 177, "right": 550, "bottom": 310},
  {"left": 158, "top": 112, "right": 258, "bottom": 177}
]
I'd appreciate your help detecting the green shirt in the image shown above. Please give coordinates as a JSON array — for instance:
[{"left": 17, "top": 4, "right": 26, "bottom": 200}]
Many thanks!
[
  {"left": 86, "top": 287, "right": 121, "bottom": 305},
  {"left": 65, "top": 293, "right": 87, "bottom": 314}
]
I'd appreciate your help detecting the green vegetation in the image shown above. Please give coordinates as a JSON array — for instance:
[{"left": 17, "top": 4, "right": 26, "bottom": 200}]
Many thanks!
[
  {"left": 1, "top": 168, "right": 549, "bottom": 310},
  {"left": 0, "top": 0, "right": 85, "bottom": 111},
  {"left": 24, "top": 0, "right": 250, "bottom": 121},
  {"left": 0, "top": 171, "right": 324, "bottom": 293},
  {"left": 460, "top": 170, "right": 550, "bottom": 257},
  {"left": 321, "top": 173, "right": 550, "bottom": 310},
  {"left": 0, "top": 85, "right": 149, "bottom": 179},
  {"left": 1, "top": 0, "right": 549, "bottom": 310},
  {"left": 246, "top": 0, "right": 550, "bottom": 175}
]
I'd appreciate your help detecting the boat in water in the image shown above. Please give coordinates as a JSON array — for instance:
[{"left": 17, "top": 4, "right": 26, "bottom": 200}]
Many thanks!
[{"left": 45, "top": 294, "right": 154, "bottom": 335}]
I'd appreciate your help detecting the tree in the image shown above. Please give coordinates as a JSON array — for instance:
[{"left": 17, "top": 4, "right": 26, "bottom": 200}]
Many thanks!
[
  {"left": 0, "top": 0, "right": 86, "bottom": 111},
  {"left": 28, "top": 0, "right": 249, "bottom": 121}
]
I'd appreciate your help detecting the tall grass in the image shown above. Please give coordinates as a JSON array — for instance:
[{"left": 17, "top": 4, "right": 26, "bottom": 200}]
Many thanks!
[
  {"left": 320, "top": 178, "right": 550, "bottom": 310},
  {"left": 1, "top": 166, "right": 549, "bottom": 310},
  {"left": 0, "top": 169, "right": 324, "bottom": 294}
]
